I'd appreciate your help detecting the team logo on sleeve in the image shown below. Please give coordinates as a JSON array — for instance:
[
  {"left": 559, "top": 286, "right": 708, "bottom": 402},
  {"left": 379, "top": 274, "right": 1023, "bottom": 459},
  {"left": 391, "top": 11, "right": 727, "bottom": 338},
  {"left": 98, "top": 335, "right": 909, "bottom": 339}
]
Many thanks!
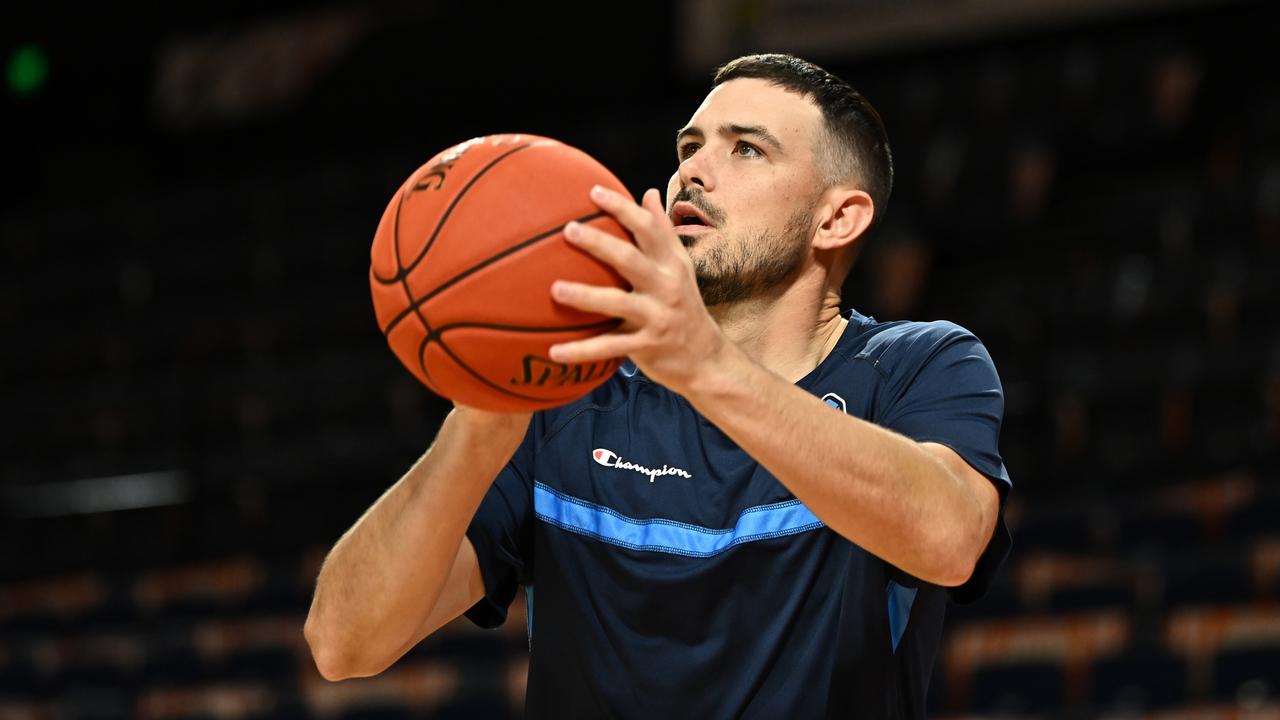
[
  {"left": 821, "top": 392, "right": 847, "bottom": 414},
  {"left": 592, "top": 448, "right": 693, "bottom": 483}
]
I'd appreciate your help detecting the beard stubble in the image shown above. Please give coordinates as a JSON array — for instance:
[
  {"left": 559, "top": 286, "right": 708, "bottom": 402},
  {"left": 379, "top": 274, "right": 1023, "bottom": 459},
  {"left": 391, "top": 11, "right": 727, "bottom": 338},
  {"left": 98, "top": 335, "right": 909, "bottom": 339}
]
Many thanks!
[{"left": 682, "top": 207, "right": 814, "bottom": 307}]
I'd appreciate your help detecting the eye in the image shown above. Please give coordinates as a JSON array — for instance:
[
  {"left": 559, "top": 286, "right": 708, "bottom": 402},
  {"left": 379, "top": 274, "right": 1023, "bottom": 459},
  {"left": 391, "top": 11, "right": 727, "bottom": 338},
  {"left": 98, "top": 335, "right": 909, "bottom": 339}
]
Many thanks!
[
  {"left": 678, "top": 142, "right": 701, "bottom": 161},
  {"left": 734, "top": 141, "right": 762, "bottom": 158}
]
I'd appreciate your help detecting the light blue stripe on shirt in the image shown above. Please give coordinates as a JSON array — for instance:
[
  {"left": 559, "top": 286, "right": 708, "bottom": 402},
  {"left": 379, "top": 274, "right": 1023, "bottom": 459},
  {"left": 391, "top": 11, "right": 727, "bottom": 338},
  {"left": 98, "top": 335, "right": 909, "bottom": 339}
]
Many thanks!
[
  {"left": 533, "top": 481, "right": 824, "bottom": 557},
  {"left": 887, "top": 580, "right": 919, "bottom": 652}
]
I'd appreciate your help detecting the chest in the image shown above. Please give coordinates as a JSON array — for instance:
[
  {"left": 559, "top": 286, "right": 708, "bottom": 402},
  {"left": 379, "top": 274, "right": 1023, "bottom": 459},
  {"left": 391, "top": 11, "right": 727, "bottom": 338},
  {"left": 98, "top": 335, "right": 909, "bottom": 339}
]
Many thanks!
[{"left": 532, "top": 370, "right": 880, "bottom": 531}]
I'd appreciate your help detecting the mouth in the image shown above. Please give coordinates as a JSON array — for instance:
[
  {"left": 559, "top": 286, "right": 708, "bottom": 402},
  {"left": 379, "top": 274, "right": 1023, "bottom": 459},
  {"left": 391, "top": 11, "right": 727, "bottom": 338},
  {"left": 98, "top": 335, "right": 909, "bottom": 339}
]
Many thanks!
[{"left": 671, "top": 201, "right": 714, "bottom": 230}]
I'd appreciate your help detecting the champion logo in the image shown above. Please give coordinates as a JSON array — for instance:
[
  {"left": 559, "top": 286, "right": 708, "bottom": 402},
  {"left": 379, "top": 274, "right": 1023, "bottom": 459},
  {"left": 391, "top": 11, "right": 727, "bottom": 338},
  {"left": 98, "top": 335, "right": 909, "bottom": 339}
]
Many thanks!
[{"left": 591, "top": 448, "right": 693, "bottom": 483}]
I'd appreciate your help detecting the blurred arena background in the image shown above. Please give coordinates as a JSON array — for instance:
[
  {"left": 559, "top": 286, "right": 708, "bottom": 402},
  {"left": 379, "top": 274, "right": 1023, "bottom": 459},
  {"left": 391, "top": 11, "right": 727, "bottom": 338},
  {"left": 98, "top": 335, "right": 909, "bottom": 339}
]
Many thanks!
[{"left": 2, "top": 1, "right": 1279, "bottom": 718}]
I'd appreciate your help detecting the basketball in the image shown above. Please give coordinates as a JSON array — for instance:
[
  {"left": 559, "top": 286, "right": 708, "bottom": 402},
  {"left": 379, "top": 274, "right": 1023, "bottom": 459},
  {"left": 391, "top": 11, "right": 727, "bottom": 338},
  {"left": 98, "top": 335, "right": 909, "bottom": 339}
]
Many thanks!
[{"left": 369, "top": 134, "right": 631, "bottom": 412}]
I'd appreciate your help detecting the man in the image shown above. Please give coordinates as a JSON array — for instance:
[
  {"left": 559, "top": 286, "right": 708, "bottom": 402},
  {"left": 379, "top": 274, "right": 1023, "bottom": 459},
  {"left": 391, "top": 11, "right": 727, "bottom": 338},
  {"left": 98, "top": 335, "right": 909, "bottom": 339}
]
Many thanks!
[{"left": 305, "top": 53, "right": 1011, "bottom": 718}]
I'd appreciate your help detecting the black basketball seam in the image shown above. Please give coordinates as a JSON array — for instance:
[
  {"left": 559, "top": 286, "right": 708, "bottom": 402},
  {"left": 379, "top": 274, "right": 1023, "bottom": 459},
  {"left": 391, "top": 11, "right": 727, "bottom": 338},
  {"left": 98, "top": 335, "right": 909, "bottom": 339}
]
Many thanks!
[
  {"left": 414, "top": 330, "right": 443, "bottom": 394},
  {"left": 389, "top": 173, "right": 411, "bottom": 284},
  {"left": 433, "top": 318, "right": 621, "bottom": 335},
  {"left": 424, "top": 320, "right": 623, "bottom": 405},
  {"left": 372, "top": 142, "right": 535, "bottom": 285},
  {"left": 381, "top": 210, "right": 610, "bottom": 336},
  {"left": 392, "top": 175, "right": 436, "bottom": 384},
  {"left": 430, "top": 334, "right": 558, "bottom": 404}
]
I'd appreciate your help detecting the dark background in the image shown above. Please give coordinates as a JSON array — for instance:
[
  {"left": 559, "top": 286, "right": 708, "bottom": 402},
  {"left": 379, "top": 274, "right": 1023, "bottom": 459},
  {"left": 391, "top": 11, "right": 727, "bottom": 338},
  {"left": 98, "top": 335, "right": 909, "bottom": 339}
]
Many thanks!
[{"left": 2, "top": 2, "right": 1278, "bottom": 718}]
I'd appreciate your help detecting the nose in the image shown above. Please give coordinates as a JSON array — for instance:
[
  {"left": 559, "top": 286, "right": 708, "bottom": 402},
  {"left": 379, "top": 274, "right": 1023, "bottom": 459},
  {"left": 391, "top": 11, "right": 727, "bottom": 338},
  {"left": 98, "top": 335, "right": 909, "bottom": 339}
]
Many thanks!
[{"left": 677, "top": 151, "right": 715, "bottom": 192}]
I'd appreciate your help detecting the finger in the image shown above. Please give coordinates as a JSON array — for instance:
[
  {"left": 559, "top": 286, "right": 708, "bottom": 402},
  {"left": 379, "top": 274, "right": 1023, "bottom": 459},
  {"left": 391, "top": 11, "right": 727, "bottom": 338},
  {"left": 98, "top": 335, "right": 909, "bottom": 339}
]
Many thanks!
[
  {"left": 590, "top": 185, "right": 675, "bottom": 258},
  {"left": 551, "top": 281, "right": 651, "bottom": 324},
  {"left": 549, "top": 331, "right": 638, "bottom": 365},
  {"left": 563, "top": 220, "right": 655, "bottom": 288},
  {"left": 640, "top": 188, "right": 683, "bottom": 255}
]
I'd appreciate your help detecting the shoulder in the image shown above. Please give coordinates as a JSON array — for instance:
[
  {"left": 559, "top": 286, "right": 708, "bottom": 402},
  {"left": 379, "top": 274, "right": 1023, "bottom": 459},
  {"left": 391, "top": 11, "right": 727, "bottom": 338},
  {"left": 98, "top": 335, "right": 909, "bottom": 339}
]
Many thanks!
[{"left": 841, "top": 313, "right": 987, "bottom": 381}]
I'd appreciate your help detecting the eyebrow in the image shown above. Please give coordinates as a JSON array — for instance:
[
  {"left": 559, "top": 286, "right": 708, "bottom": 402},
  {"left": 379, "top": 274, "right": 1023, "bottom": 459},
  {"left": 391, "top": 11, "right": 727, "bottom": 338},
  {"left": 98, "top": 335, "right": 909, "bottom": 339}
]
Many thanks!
[{"left": 675, "top": 123, "right": 785, "bottom": 152}]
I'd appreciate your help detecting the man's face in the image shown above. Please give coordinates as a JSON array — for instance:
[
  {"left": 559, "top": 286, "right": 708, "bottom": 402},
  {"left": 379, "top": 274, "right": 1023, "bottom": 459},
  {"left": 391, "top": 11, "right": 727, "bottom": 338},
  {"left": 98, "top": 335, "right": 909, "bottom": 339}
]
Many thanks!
[{"left": 666, "top": 77, "right": 826, "bottom": 306}]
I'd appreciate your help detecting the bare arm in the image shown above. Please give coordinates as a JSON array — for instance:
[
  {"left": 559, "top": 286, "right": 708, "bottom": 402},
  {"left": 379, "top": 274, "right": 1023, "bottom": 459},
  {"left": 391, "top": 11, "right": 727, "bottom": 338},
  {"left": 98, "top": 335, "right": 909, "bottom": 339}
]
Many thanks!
[
  {"left": 303, "top": 407, "right": 530, "bottom": 681},
  {"left": 684, "top": 344, "right": 999, "bottom": 587}
]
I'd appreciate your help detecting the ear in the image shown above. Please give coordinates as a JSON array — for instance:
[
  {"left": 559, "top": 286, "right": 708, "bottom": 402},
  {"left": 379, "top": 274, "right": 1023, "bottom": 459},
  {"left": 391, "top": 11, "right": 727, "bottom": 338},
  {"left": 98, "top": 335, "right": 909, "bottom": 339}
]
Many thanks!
[{"left": 812, "top": 188, "right": 874, "bottom": 253}]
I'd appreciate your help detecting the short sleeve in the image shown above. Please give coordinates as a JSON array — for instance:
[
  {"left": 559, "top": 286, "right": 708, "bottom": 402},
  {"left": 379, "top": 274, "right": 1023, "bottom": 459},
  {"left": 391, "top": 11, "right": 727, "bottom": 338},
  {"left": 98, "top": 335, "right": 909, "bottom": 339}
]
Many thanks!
[
  {"left": 876, "top": 323, "right": 1012, "bottom": 604},
  {"left": 463, "top": 414, "right": 538, "bottom": 629}
]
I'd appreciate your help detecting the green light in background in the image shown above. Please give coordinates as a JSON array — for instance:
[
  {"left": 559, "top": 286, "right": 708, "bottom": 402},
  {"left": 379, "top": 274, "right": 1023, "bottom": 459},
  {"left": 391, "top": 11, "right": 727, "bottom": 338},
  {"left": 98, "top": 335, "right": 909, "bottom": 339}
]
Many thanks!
[{"left": 7, "top": 44, "right": 49, "bottom": 97}]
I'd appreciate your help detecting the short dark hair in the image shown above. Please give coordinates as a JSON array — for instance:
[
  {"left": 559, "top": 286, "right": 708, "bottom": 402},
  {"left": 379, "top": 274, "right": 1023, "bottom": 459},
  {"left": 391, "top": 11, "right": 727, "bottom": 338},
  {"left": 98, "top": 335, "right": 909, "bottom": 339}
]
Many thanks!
[{"left": 713, "top": 53, "right": 893, "bottom": 226}]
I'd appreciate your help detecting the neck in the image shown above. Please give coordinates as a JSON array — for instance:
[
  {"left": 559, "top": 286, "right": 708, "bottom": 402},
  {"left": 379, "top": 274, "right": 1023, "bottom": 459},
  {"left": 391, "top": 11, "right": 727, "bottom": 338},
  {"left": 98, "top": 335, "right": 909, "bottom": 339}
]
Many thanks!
[{"left": 707, "top": 271, "right": 847, "bottom": 383}]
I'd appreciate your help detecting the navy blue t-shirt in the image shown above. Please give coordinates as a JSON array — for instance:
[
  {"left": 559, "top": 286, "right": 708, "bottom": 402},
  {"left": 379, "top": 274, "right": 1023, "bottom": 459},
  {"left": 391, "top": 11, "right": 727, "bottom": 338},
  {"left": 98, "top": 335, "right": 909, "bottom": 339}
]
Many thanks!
[{"left": 464, "top": 309, "right": 1012, "bottom": 718}]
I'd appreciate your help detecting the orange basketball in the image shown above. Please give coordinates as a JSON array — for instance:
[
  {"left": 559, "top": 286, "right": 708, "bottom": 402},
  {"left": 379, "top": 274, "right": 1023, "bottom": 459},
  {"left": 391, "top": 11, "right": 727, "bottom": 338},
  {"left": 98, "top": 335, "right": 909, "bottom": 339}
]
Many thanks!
[{"left": 369, "top": 134, "right": 631, "bottom": 412}]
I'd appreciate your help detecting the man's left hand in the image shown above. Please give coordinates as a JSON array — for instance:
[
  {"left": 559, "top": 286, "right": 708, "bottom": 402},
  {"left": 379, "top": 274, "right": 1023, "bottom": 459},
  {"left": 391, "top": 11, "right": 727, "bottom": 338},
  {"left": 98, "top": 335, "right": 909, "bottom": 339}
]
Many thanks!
[{"left": 548, "top": 185, "right": 726, "bottom": 394}]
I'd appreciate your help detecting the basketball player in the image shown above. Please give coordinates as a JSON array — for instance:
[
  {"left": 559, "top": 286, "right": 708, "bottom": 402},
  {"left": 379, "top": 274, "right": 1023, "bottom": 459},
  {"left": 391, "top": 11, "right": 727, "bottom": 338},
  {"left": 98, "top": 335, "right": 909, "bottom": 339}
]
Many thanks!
[{"left": 305, "top": 53, "right": 1011, "bottom": 718}]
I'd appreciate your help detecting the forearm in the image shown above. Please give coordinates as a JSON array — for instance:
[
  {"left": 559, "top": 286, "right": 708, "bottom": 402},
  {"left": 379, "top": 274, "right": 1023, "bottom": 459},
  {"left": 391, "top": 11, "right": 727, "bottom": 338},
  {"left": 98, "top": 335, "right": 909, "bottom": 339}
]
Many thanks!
[
  {"left": 684, "top": 344, "right": 987, "bottom": 586},
  {"left": 304, "top": 408, "right": 528, "bottom": 676}
]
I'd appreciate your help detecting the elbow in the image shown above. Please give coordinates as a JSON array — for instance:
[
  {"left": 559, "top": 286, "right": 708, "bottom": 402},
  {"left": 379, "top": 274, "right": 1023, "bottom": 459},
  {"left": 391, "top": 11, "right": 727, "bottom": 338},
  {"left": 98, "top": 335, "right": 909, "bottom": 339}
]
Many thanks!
[
  {"left": 304, "top": 614, "right": 384, "bottom": 682},
  {"left": 311, "top": 650, "right": 355, "bottom": 683},
  {"left": 924, "top": 523, "right": 985, "bottom": 588},
  {"left": 928, "top": 484, "right": 997, "bottom": 588},
  {"left": 932, "top": 552, "right": 978, "bottom": 588},
  {"left": 304, "top": 615, "right": 350, "bottom": 681}
]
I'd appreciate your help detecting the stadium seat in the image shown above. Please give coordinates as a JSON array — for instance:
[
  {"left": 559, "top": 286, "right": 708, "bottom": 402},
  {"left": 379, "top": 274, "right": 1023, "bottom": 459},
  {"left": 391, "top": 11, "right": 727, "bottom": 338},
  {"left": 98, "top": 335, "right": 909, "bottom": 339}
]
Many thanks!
[
  {"left": 140, "top": 647, "right": 210, "bottom": 688},
  {"left": 1048, "top": 579, "right": 1138, "bottom": 612},
  {"left": 335, "top": 702, "right": 416, "bottom": 720},
  {"left": 55, "top": 686, "right": 135, "bottom": 720},
  {"left": 219, "top": 646, "right": 300, "bottom": 687},
  {"left": 0, "top": 663, "right": 50, "bottom": 701},
  {"left": 1089, "top": 648, "right": 1189, "bottom": 712},
  {"left": 1225, "top": 492, "right": 1280, "bottom": 542},
  {"left": 430, "top": 689, "right": 517, "bottom": 720},
  {"left": 58, "top": 660, "right": 135, "bottom": 693},
  {"left": 75, "top": 591, "right": 140, "bottom": 633},
  {"left": 1164, "top": 553, "right": 1256, "bottom": 608},
  {"left": 1211, "top": 644, "right": 1280, "bottom": 702},
  {"left": 247, "top": 693, "right": 315, "bottom": 720},
  {"left": 239, "top": 564, "right": 311, "bottom": 616},
  {"left": 1121, "top": 508, "right": 1204, "bottom": 553},
  {"left": 1011, "top": 506, "right": 1107, "bottom": 554},
  {"left": 970, "top": 659, "right": 1066, "bottom": 716}
]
